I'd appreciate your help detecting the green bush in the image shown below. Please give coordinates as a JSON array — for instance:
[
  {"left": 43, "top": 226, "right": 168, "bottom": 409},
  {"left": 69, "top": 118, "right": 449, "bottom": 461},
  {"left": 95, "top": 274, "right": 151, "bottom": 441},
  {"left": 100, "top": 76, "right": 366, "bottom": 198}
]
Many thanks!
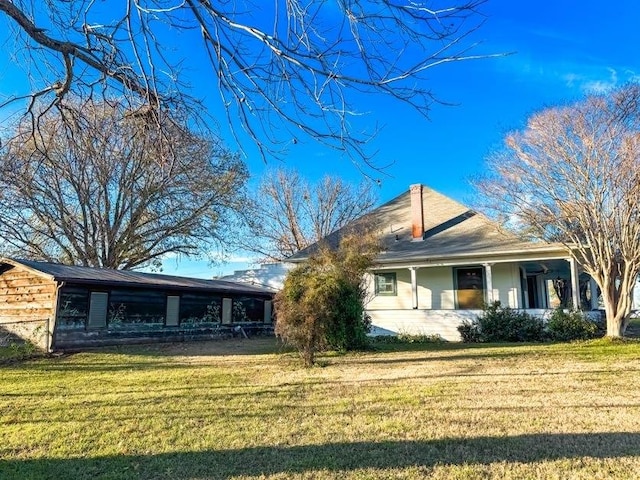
[
  {"left": 457, "top": 320, "right": 482, "bottom": 343},
  {"left": 324, "top": 280, "right": 371, "bottom": 352},
  {"left": 458, "top": 301, "right": 546, "bottom": 343},
  {"left": 546, "top": 309, "right": 602, "bottom": 341},
  {"left": 275, "top": 230, "right": 379, "bottom": 366},
  {"left": 369, "top": 333, "right": 447, "bottom": 345}
]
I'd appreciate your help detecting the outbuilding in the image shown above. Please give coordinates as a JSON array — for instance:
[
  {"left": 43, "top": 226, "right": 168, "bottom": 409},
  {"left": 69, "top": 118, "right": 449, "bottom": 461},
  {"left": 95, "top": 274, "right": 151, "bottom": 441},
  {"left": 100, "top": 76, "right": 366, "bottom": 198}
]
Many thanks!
[{"left": 0, "top": 258, "right": 274, "bottom": 351}]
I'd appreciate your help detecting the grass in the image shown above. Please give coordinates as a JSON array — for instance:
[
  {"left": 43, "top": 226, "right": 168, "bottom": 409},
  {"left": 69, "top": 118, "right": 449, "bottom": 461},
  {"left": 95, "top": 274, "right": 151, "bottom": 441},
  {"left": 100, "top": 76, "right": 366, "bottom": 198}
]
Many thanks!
[{"left": 2, "top": 338, "right": 640, "bottom": 479}]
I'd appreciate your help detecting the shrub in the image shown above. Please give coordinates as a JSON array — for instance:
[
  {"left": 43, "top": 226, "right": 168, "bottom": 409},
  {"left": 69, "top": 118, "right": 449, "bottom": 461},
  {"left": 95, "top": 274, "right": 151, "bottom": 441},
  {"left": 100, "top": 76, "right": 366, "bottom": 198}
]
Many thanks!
[
  {"left": 369, "top": 333, "right": 447, "bottom": 346},
  {"left": 324, "top": 280, "right": 371, "bottom": 352},
  {"left": 275, "top": 229, "right": 379, "bottom": 366},
  {"left": 397, "top": 333, "right": 446, "bottom": 344},
  {"left": 457, "top": 320, "right": 482, "bottom": 343},
  {"left": 546, "top": 308, "right": 601, "bottom": 341},
  {"left": 458, "top": 301, "right": 546, "bottom": 343}
]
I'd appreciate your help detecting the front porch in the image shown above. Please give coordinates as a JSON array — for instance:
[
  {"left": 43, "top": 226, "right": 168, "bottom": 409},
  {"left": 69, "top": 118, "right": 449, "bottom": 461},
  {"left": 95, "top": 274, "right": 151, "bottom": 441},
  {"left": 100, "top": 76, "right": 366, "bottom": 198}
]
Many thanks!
[
  {"left": 366, "top": 255, "right": 601, "bottom": 341},
  {"left": 367, "top": 308, "right": 553, "bottom": 341}
]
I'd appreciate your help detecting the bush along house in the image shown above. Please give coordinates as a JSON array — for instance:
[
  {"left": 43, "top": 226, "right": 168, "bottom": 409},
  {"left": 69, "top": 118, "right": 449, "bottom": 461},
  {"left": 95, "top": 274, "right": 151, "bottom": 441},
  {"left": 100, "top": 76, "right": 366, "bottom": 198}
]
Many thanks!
[{"left": 0, "top": 258, "right": 274, "bottom": 351}]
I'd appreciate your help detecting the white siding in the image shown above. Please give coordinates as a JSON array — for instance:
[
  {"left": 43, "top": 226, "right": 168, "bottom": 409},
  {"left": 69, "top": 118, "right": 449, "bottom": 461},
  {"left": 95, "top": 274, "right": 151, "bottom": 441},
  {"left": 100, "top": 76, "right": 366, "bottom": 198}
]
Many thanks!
[
  {"left": 369, "top": 263, "right": 524, "bottom": 312},
  {"left": 417, "top": 267, "right": 454, "bottom": 309},
  {"left": 492, "top": 263, "right": 521, "bottom": 308},
  {"left": 367, "top": 309, "right": 478, "bottom": 341}
]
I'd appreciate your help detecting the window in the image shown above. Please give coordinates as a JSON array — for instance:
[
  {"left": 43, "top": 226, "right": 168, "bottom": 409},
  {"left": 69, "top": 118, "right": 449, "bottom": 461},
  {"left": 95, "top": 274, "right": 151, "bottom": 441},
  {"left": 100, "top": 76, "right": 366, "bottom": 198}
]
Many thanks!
[
  {"left": 455, "top": 267, "right": 485, "bottom": 309},
  {"left": 375, "top": 272, "right": 397, "bottom": 296},
  {"left": 233, "top": 297, "right": 265, "bottom": 322},
  {"left": 179, "top": 294, "right": 222, "bottom": 324}
]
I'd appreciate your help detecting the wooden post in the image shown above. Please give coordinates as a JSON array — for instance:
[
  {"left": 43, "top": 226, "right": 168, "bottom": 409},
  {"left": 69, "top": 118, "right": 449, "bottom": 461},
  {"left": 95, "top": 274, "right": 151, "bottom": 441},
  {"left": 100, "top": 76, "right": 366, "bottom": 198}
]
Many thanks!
[
  {"left": 568, "top": 257, "right": 580, "bottom": 310},
  {"left": 222, "top": 298, "right": 232, "bottom": 324},
  {"left": 483, "top": 263, "right": 494, "bottom": 304},
  {"left": 410, "top": 267, "right": 419, "bottom": 309},
  {"left": 263, "top": 300, "right": 273, "bottom": 323}
]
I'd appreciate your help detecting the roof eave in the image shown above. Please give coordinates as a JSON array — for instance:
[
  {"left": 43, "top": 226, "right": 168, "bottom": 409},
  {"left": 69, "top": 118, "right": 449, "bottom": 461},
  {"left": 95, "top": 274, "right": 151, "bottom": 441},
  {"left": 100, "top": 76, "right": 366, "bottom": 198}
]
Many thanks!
[{"left": 0, "top": 257, "right": 57, "bottom": 282}]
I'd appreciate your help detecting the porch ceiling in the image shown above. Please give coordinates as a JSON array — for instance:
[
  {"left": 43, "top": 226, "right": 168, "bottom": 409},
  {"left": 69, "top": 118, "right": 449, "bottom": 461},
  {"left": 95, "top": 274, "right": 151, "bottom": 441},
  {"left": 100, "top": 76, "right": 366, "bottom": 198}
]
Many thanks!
[{"left": 520, "top": 259, "right": 570, "bottom": 277}]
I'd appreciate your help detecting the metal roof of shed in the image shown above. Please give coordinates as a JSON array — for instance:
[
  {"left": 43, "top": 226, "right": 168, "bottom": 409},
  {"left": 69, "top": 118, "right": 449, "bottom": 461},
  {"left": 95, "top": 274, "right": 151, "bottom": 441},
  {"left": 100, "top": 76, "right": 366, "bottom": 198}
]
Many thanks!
[{"left": 0, "top": 258, "right": 274, "bottom": 295}]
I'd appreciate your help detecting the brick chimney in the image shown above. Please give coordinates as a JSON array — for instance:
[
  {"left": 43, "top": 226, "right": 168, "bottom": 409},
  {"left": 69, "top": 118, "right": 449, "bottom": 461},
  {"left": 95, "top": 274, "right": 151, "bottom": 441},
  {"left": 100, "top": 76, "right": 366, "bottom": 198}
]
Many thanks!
[{"left": 410, "top": 184, "right": 424, "bottom": 240}]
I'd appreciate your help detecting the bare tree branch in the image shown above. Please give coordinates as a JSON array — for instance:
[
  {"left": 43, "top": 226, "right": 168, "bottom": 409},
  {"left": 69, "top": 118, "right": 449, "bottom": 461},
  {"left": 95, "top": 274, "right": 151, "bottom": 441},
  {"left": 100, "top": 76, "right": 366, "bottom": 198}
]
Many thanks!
[
  {"left": 475, "top": 84, "right": 640, "bottom": 337},
  {"left": 0, "top": 98, "right": 248, "bottom": 269},
  {"left": 237, "top": 168, "right": 378, "bottom": 261},
  {"left": 0, "top": 0, "right": 500, "bottom": 166}
]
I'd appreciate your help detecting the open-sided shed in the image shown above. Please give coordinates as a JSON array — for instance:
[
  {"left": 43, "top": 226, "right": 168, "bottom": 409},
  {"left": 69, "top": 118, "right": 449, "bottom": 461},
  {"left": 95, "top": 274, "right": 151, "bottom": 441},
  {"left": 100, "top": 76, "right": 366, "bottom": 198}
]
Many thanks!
[{"left": 0, "top": 258, "right": 274, "bottom": 351}]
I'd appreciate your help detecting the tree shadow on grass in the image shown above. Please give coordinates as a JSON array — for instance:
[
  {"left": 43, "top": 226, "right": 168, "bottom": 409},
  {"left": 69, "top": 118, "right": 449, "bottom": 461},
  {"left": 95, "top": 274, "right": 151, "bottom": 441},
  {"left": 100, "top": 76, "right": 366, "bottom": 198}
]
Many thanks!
[
  {"left": 2, "top": 432, "right": 639, "bottom": 479},
  {"left": 80, "top": 337, "right": 289, "bottom": 358}
]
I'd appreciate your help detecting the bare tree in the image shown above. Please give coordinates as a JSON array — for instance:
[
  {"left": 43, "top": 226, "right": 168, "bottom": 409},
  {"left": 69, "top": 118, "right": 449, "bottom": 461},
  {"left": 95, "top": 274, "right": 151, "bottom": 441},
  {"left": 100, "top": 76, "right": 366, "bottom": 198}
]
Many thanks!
[
  {"left": 475, "top": 84, "right": 640, "bottom": 338},
  {"left": 0, "top": 99, "right": 248, "bottom": 269},
  {"left": 239, "top": 168, "right": 377, "bottom": 261},
  {"left": 0, "top": 0, "right": 497, "bottom": 165}
]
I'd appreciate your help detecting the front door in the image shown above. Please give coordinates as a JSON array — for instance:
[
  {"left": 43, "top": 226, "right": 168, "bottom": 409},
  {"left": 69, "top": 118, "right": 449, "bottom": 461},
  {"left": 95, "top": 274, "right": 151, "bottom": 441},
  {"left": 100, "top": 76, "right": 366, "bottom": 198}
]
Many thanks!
[{"left": 455, "top": 267, "right": 485, "bottom": 309}]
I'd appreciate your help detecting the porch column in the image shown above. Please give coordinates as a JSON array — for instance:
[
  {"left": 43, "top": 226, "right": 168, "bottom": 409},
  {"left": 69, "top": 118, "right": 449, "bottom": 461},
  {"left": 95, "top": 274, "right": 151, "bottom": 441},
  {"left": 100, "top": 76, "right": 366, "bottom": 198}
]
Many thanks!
[
  {"left": 410, "top": 267, "right": 419, "bottom": 309},
  {"left": 589, "top": 277, "right": 599, "bottom": 310},
  {"left": 568, "top": 257, "right": 580, "bottom": 310},
  {"left": 483, "top": 263, "right": 494, "bottom": 304}
]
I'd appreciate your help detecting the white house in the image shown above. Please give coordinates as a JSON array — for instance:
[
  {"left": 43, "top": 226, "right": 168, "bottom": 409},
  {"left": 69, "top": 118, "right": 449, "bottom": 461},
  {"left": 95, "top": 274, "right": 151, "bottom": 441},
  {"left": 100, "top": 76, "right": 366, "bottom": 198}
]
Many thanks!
[
  {"left": 289, "top": 184, "right": 600, "bottom": 341},
  {"left": 217, "top": 262, "right": 291, "bottom": 292}
]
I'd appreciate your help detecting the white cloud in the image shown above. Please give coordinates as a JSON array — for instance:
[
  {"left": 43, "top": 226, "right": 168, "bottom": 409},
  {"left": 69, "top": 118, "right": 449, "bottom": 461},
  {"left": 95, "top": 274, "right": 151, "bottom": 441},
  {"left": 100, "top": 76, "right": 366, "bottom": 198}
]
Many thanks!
[{"left": 580, "top": 68, "right": 619, "bottom": 94}]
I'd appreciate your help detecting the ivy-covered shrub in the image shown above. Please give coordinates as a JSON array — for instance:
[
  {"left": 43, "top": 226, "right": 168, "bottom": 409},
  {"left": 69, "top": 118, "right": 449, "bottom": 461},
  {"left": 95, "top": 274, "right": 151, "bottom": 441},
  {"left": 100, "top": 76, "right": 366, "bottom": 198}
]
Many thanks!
[
  {"left": 546, "top": 308, "right": 602, "bottom": 341},
  {"left": 458, "top": 301, "right": 546, "bottom": 343}
]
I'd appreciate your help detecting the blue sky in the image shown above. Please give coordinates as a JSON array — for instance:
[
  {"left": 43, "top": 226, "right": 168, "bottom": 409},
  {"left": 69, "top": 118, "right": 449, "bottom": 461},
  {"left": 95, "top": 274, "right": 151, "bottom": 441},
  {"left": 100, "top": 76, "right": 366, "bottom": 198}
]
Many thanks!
[
  {"left": 182, "top": 0, "right": 640, "bottom": 278},
  {"left": 2, "top": 1, "right": 639, "bottom": 278}
]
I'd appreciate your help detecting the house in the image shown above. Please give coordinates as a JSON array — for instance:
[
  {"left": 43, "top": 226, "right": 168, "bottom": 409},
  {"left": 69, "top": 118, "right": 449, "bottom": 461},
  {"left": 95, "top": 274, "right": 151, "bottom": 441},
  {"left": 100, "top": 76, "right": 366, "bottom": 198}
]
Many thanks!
[
  {"left": 0, "top": 258, "right": 274, "bottom": 351},
  {"left": 289, "top": 184, "right": 600, "bottom": 341},
  {"left": 218, "top": 262, "right": 292, "bottom": 291}
]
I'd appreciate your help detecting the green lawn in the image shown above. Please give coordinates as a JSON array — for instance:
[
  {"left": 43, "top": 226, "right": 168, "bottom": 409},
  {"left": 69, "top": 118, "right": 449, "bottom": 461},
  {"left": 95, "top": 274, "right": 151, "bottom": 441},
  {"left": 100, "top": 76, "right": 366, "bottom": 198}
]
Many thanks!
[{"left": 2, "top": 338, "right": 640, "bottom": 479}]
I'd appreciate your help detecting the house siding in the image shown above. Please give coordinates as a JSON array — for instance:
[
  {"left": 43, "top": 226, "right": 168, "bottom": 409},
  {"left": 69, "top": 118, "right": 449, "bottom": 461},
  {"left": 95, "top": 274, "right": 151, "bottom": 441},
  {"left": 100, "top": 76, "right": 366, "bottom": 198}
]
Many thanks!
[
  {"left": 492, "top": 263, "right": 521, "bottom": 308},
  {"left": 368, "top": 309, "right": 479, "bottom": 341},
  {"left": 368, "top": 264, "right": 522, "bottom": 312},
  {"left": 365, "top": 263, "right": 530, "bottom": 340},
  {"left": 417, "top": 267, "right": 454, "bottom": 309}
]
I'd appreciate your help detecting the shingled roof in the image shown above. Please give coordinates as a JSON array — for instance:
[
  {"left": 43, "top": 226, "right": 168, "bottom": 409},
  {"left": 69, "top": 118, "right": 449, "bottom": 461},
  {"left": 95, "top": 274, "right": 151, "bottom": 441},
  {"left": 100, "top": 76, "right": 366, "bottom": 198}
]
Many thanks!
[
  {"left": 290, "top": 184, "right": 568, "bottom": 264},
  {"left": 0, "top": 258, "right": 273, "bottom": 295}
]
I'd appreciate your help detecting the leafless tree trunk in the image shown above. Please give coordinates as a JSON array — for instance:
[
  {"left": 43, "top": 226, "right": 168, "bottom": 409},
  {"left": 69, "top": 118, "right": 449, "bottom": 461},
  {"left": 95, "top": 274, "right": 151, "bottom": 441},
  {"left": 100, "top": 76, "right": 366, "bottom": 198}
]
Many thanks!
[
  {"left": 476, "top": 85, "right": 640, "bottom": 337},
  {"left": 239, "top": 168, "right": 377, "bottom": 261},
  {"left": 0, "top": 0, "right": 499, "bottom": 165},
  {"left": 0, "top": 99, "right": 248, "bottom": 269}
]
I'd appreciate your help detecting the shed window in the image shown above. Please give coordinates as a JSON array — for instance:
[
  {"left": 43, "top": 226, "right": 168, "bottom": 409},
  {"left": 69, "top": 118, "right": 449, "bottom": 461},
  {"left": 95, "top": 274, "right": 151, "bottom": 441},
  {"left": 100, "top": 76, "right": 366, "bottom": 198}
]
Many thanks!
[
  {"left": 233, "top": 297, "right": 265, "bottom": 322},
  {"left": 455, "top": 267, "right": 485, "bottom": 309},
  {"left": 107, "top": 289, "right": 165, "bottom": 327},
  {"left": 58, "top": 287, "right": 90, "bottom": 330},
  {"left": 374, "top": 272, "right": 397, "bottom": 296},
  {"left": 180, "top": 294, "right": 222, "bottom": 324}
]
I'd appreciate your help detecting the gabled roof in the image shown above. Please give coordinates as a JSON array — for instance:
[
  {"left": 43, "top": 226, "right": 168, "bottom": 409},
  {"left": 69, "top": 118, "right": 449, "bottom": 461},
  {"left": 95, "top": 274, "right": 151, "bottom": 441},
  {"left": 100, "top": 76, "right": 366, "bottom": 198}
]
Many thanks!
[
  {"left": 0, "top": 258, "right": 273, "bottom": 296},
  {"left": 290, "top": 184, "right": 569, "bottom": 265}
]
